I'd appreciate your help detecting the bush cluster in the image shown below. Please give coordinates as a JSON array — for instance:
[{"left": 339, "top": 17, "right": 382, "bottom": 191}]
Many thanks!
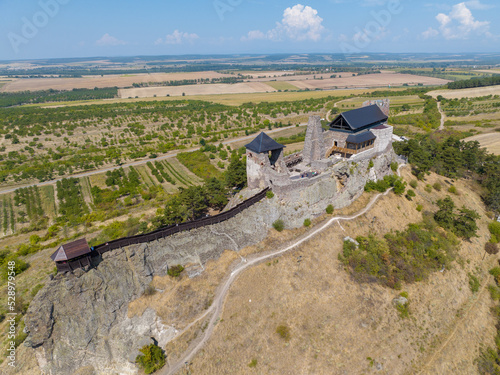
[
  {"left": 135, "top": 344, "right": 165, "bottom": 374},
  {"left": 339, "top": 218, "right": 458, "bottom": 289},
  {"left": 364, "top": 175, "right": 406, "bottom": 195}
]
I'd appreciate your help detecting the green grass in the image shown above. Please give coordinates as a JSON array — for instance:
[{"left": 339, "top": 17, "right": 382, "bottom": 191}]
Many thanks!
[
  {"left": 176, "top": 152, "right": 222, "bottom": 180},
  {"left": 40, "top": 185, "right": 57, "bottom": 218},
  {"left": 265, "top": 81, "right": 299, "bottom": 91},
  {"left": 163, "top": 161, "right": 192, "bottom": 186},
  {"left": 80, "top": 176, "right": 93, "bottom": 205},
  {"left": 135, "top": 165, "right": 156, "bottom": 187}
]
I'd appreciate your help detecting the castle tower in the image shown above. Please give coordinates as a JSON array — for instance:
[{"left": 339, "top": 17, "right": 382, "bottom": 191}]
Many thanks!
[
  {"left": 245, "top": 132, "right": 286, "bottom": 190},
  {"left": 303, "top": 115, "right": 325, "bottom": 165}
]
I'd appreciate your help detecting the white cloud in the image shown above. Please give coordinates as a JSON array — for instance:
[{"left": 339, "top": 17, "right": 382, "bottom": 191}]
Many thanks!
[
  {"left": 421, "top": 27, "right": 440, "bottom": 39},
  {"left": 430, "top": 2, "right": 491, "bottom": 39},
  {"left": 155, "top": 30, "right": 199, "bottom": 45},
  {"left": 281, "top": 4, "right": 325, "bottom": 41},
  {"left": 465, "top": 0, "right": 494, "bottom": 10},
  {"left": 241, "top": 30, "right": 267, "bottom": 41},
  {"left": 241, "top": 4, "right": 325, "bottom": 42},
  {"left": 96, "top": 33, "right": 127, "bottom": 47}
]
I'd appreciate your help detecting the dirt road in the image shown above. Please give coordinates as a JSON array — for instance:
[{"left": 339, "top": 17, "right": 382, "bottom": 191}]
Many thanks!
[{"left": 438, "top": 102, "right": 446, "bottom": 130}]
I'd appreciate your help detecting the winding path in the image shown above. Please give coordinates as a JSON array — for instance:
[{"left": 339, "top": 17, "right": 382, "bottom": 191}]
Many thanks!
[
  {"left": 162, "top": 166, "right": 404, "bottom": 375},
  {"left": 437, "top": 102, "right": 446, "bottom": 130}
]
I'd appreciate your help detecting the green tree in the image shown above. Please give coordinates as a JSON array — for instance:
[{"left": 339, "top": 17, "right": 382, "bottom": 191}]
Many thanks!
[
  {"left": 164, "top": 195, "right": 187, "bottom": 225},
  {"left": 454, "top": 206, "right": 480, "bottom": 239},
  {"left": 225, "top": 155, "right": 247, "bottom": 189},
  {"left": 205, "top": 178, "right": 228, "bottom": 210},
  {"left": 434, "top": 197, "right": 455, "bottom": 230}
]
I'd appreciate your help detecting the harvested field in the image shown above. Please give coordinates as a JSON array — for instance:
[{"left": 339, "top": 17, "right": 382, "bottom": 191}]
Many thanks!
[
  {"left": 265, "top": 81, "right": 299, "bottom": 91},
  {"left": 119, "top": 82, "right": 277, "bottom": 98},
  {"left": 32, "top": 88, "right": 404, "bottom": 108},
  {"left": 464, "top": 132, "right": 500, "bottom": 155},
  {"left": 1, "top": 72, "right": 234, "bottom": 92},
  {"left": 429, "top": 86, "right": 500, "bottom": 99},
  {"left": 291, "top": 73, "right": 449, "bottom": 90}
]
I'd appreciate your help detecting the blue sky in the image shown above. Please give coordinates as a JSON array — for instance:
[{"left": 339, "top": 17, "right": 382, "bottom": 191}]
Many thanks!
[{"left": 0, "top": 0, "right": 499, "bottom": 60}]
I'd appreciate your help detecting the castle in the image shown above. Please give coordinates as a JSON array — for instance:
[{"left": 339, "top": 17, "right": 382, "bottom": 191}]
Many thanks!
[{"left": 245, "top": 99, "right": 394, "bottom": 198}]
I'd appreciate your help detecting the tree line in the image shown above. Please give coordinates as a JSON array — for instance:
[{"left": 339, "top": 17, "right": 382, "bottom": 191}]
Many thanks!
[
  {"left": 0, "top": 87, "right": 118, "bottom": 108},
  {"left": 447, "top": 75, "right": 500, "bottom": 90},
  {"left": 394, "top": 136, "right": 500, "bottom": 214}
]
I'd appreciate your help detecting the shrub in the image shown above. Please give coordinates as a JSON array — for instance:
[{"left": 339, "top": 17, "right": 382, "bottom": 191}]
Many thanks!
[
  {"left": 485, "top": 242, "right": 499, "bottom": 258},
  {"left": 425, "top": 184, "right": 432, "bottom": 193},
  {"left": 273, "top": 219, "right": 285, "bottom": 232},
  {"left": 489, "top": 222, "right": 500, "bottom": 243},
  {"left": 410, "top": 180, "right": 418, "bottom": 189},
  {"left": 416, "top": 204, "right": 423, "bottom": 212},
  {"left": 248, "top": 359, "right": 258, "bottom": 368},
  {"left": 144, "top": 284, "right": 157, "bottom": 296},
  {"left": 326, "top": 205, "right": 334, "bottom": 214},
  {"left": 303, "top": 218, "right": 311, "bottom": 227},
  {"left": 396, "top": 301, "right": 410, "bottom": 319},
  {"left": 368, "top": 159, "right": 374, "bottom": 169},
  {"left": 276, "top": 324, "right": 291, "bottom": 341},
  {"left": 391, "top": 162, "right": 398, "bottom": 172},
  {"left": 135, "top": 344, "right": 165, "bottom": 374},
  {"left": 448, "top": 185, "right": 458, "bottom": 195},
  {"left": 433, "top": 182, "right": 442, "bottom": 191},
  {"left": 338, "top": 222, "right": 458, "bottom": 289},
  {"left": 365, "top": 175, "right": 405, "bottom": 194},
  {"left": 406, "top": 189, "right": 416, "bottom": 200},
  {"left": 266, "top": 190, "right": 275, "bottom": 199},
  {"left": 167, "top": 265, "right": 184, "bottom": 278},
  {"left": 469, "top": 273, "right": 480, "bottom": 293},
  {"left": 490, "top": 267, "right": 500, "bottom": 278},
  {"left": 488, "top": 285, "right": 500, "bottom": 301}
]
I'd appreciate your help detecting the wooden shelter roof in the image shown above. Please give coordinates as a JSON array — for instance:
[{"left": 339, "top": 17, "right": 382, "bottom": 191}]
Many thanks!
[{"left": 51, "top": 238, "right": 91, "bottom": 262}]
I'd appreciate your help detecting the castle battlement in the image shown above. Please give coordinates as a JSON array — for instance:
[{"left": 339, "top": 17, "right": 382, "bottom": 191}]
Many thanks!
[{"left": 245, "top": 101, "right": 395, "bottom": 196}]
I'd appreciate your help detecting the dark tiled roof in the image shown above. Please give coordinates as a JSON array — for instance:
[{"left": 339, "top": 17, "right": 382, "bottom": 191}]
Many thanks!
[
  {"left": 51, "top": 238, "right": 91, "bottom": 262},
  {"left": 346, "top": 131, "right": 376, "bottom": 144},
  {"left": 245, "top": 132, "right": 284, "bottom": 153},
  {"left": 331, "top": 105, "right": 388, "bottom": 131}
]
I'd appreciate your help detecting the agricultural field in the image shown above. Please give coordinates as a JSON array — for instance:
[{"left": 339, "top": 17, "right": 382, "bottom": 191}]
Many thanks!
[
  {"left": 119, "top": 81, "right": 278, "bottom": 98},
  {"left": 290, "top": 73, "right": 449, "bottom": 91},
  {"left": 0, "top": 96, "right": 342, "bottom": 187},
  {"left": 464, "top": 132, "right": 500, "bottom": 155},
  {"left": 120, "top": 72, "right": 449, "bottom": 99},
  {"left": 393, "top": 67, "right": 489, "bottom": 81},
  {"left": 1, "top": 71, "right": 236, "bottom": 92},
  {"left": 265, "top": 81, "right": 299, "bottom": 91},
  {"left": 439, "top": 94, "right": 500, "bottom": 117},
  {"left": 429, "top": 85, "right": 500, "bottom": 99},
  {"left": 336, "top": 95, "right": 425, "bottom": 115}
]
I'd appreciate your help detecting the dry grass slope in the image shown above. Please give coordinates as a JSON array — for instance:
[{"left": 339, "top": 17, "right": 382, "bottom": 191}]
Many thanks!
[{"left": 125, "top": 169, "right": 497, "bottom": 375}]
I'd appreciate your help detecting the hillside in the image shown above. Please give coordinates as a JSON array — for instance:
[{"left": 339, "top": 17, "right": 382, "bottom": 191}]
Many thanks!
[
  {"left": 8, "top": 165, "right": 497, "bottom": 374},
  {"left": 158, "top": 168, "right": 496, "bottom": 375}
]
